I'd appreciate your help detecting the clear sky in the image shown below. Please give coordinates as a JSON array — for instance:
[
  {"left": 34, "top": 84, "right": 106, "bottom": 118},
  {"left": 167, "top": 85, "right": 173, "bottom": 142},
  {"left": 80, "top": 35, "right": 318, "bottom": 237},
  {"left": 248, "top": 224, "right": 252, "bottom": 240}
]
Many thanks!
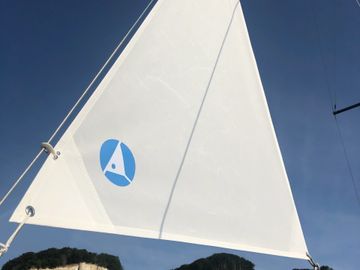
[{"left": 0, "top": 0, "right": 359, "bottom": 270}]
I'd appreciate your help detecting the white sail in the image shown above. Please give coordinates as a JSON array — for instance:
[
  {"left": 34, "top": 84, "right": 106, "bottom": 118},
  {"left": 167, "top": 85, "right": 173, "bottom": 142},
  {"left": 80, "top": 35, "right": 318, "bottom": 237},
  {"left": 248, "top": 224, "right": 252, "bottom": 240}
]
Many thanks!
[{"left": 11, "top": 0, "right": 308, "bottom": 259}]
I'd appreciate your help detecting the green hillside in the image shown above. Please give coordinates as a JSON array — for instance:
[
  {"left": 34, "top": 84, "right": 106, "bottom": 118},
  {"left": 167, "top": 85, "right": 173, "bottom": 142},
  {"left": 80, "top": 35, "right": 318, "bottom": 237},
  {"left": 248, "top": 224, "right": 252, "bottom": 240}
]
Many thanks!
[
  {"left": 1, "top": 247, "right": 123, "bottom": 270},
  {"left": 173, "top": 253, "right": 255, "bottom": 270},
  {"left": 2, "top": 248, "right": 334, "bottom": 270}
]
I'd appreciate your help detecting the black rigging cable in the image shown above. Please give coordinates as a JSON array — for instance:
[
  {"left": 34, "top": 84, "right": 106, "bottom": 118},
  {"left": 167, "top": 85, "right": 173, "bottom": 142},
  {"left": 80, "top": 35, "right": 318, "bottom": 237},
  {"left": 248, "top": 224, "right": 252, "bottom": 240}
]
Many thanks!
[
  {"left": 312, "top": 0, "right": 360, "bottom": 209},
  {"left": 333, "top": 117, "right": 360, "bottom": 207}
]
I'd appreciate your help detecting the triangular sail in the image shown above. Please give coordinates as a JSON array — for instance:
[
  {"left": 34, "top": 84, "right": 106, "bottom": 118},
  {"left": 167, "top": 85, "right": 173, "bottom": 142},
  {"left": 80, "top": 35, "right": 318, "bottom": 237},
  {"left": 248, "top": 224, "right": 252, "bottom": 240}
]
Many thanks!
[{"left": 11, "top": 0, "right": 308, "bottom": 259}]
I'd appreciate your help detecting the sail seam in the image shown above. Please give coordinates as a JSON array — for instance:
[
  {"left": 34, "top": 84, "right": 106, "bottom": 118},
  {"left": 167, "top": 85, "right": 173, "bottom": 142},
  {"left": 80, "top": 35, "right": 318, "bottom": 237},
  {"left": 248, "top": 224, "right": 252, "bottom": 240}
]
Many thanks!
[{"left": 158, "top": 1, "right": 241, "bottom": 238}]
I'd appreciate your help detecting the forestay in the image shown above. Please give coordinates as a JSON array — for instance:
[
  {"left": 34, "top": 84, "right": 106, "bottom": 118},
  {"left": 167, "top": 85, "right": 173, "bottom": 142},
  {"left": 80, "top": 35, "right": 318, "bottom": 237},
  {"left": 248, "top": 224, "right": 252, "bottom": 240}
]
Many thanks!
[{"left": 11, "top": 0, "right": 308, "bottom": 259}]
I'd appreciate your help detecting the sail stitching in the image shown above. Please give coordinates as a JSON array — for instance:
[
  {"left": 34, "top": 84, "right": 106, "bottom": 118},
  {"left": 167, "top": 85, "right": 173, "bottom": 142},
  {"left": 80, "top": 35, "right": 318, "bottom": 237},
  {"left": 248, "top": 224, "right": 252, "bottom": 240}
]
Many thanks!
[{"left": 158, "top": 1, "right": 241, "bottom": 238}]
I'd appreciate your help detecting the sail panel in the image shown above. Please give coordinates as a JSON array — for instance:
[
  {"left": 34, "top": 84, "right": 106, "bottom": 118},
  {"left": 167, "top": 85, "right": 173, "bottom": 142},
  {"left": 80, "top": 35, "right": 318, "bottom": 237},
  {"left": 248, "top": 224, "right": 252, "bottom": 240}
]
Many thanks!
[
  {"left": 162, "top": 3, "right": 308, "bottom": 258},
  {"left": 11, "top": 0, "right": 308, "bottom": 259}
]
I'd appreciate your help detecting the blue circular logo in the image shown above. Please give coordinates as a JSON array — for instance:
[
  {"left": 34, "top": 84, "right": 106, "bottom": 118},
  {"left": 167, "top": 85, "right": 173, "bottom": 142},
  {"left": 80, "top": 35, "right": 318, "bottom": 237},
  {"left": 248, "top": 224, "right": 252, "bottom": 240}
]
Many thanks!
[{"left": 100, "top": 139, "right": 136, "bottom": 186}]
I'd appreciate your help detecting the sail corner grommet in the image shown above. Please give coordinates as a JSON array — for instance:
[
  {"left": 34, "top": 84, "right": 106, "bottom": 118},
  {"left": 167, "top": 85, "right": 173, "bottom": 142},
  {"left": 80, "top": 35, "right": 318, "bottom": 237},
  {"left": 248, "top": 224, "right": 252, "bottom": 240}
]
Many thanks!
[
  {"left": 41, "top": 142, "right": 60, "bottom": 160},
  {"left": 25, "top": 206, "right": 35, "bottom": 217}
]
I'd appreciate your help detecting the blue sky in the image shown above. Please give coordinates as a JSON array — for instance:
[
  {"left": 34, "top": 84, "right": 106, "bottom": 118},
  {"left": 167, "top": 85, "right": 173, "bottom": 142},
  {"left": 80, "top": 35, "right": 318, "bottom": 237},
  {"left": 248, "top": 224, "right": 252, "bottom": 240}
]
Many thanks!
[{"left": 0, "top": 0, "right": 359, "bottom": 269}]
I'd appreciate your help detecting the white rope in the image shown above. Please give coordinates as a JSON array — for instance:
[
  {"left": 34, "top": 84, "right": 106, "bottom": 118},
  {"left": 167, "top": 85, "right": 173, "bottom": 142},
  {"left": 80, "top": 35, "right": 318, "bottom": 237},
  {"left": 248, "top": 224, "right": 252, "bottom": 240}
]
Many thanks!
[
  {"left": 356, "top": 0, "right": 360, "bottom": 8},
  {"left": 47, "top": 0, "right": 156, "bottom": 143},
  {"left": 0, "top": 149, "right": 44, "bottom": 207},
  {"left": 0, "top": 206, "right": 34, "bottom": 257},
  {"left": 0, "top": 0, "right": 156, "bottom": 208},
  {"left": 306, "top": 253, "right": 320, "bottom": 270}
]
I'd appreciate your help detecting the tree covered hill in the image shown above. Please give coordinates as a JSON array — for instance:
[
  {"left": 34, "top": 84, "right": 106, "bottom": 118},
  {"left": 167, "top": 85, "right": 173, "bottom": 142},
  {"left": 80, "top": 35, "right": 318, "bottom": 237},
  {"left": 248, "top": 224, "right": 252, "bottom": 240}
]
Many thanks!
[
  {"left": 1, "top": 247, "right": 123, "bottom": 270},
  {"left": 173, "top": 253, "right": 255, "bottom": 270},
  {"left": 1, "top": 248, "right": 334, "bottom": 270}
]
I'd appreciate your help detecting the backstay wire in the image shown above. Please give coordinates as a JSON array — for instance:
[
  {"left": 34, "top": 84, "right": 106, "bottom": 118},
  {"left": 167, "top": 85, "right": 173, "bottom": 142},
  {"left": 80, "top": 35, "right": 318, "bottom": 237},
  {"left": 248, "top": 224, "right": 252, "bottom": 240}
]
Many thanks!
[
  {"left": 312, "top": 1, "right": 360, "bottom": 209},
  {"left": 333, "top": 117, "right": 360, "bottom": 208}
]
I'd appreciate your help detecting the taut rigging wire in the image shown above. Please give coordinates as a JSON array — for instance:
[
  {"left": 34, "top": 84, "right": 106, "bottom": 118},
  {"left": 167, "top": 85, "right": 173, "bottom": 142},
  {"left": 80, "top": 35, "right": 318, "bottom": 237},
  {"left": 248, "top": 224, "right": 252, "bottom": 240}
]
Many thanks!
[
  {"left": 0, "top": 0, "right": 157, "bottom": 258},
  {"left": 333, "top": 117, "right": 360, "bottom": 207},
  {"left": 312, "top": 1, "right": 360, "bottom": 209},
  {"left": 0, "top": 0, "right": 156, "bottom": 208}
]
